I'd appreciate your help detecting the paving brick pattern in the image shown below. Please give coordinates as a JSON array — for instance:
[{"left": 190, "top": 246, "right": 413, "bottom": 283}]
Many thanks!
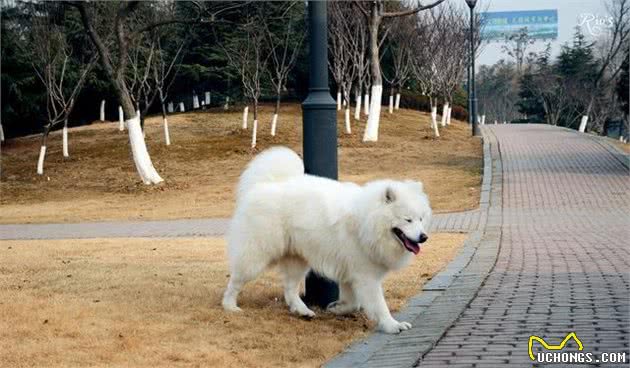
[{"left": 419, "top": 125, "right": 630, "bottom": 366}]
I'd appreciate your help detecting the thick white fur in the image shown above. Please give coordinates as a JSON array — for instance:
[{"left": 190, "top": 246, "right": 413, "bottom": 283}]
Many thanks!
[{"left": 223, "top": 146, "right": 432, "bottom": 334}]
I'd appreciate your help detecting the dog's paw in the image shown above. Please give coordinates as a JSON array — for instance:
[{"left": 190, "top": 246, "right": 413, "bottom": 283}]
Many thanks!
[
  {"left": 378, "top": 320, "right": 412, "bottom": 334},
  {"left": 222, "top": 301, "right": 243, "bottom": 312},
  {"left": 291, "top": 305, "right": 316, "bottom": 319},
  {"left": 327, "top": 301, "right": 357, "bottom": 316}
]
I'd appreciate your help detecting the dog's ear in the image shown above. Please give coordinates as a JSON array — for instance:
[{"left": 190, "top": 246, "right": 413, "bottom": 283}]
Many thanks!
[
  {"left": 405, "top": 180, "right": 424, "bottom": 194},
  {"left": 385, "top": 187, "right": 396, "bottom": 203}
]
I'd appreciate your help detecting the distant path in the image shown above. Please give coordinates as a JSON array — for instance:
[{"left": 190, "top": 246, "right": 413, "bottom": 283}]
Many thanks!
[{"left": 0, "top": 210, "right": 481, "bottom": 240}]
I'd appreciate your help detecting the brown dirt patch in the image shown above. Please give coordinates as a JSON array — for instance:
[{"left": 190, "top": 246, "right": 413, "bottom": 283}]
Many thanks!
[{"left": 0, "top": 233, "right": 466, "bottom": 367}]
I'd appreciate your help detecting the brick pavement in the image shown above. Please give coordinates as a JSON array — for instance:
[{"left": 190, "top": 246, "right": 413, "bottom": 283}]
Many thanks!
[{"left": 418, "top": 125, "right": 630, "bottom": 366}]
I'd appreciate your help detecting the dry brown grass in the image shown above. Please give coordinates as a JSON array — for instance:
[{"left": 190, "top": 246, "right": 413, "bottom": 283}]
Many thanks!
[
  {"left": 0, "top": 104, "right": 482, "bottom": 224},
  {"left": 0, "top": 233, "right": 466, "bottom": 368}
]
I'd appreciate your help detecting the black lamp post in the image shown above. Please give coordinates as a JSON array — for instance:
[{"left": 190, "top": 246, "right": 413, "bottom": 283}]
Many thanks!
[
  {"left": 301, "top": 1, "right": 339, "bottom": 308},
  {"left": 466, "top": 0, "right": 480, "bottom": 136}
]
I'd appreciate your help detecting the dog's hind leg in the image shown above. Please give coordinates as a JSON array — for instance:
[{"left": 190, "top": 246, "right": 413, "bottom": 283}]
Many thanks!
[
  {"left": 222, "top": 250, "right": 271, "bottom": 312},
  {"left": 278, "top": 257, "right": 315, "bottom": 318},
  {"left": 327, "top": 282, "right": 357, "bottom": 315}
]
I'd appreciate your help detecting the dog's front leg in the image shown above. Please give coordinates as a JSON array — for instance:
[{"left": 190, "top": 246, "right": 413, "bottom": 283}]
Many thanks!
[{"left": 353, "top": 280, "right": 412, "bottom": 334}]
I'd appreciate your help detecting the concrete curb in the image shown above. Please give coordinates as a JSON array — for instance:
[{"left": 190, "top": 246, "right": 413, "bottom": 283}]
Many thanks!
[
  {"left": 324, "top": 127, "right": 503, "bottom": 368},
  {"left": 556, "top": 125, "right": 629, "bottom": 170}
]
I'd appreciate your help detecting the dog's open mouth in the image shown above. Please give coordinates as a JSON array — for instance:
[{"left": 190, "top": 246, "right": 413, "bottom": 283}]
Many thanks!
[{"left": 392, "top": 228, "right": 421, "bottom": 255}]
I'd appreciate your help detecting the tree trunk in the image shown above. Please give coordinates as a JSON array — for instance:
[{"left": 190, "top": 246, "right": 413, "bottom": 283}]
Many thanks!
[
  {"left": 167, "top": 102, "right": 174, "bottom": 113},
  {"left": 579, "top": 115, "right": 589, "bottom": 133},
  {"left": 242, "top": 106, "right": 249, "bottom": 129},
  {"left": 363, "top": 8, "right": 383, "bottom": 142},
  {"left": 395, "top": 90, "right": 401, "bottom": 110},
  {"left": 251, "top": 102, "right": 258, "bottom": 148},
  {"left": 271, "top": 92, "right": 280, "bottom": 136},
  {"left": 440, "top": 103, "right": 448, "bottom": 127},
  {"left": 118, "top": 106, "right": 125, "bottom": 131},
  {"left": 37, "top": 125, "right": 51, "bottom": 175},
  {"left": 0, "top": 121, "right": 4, "bottom": 142},
  {"left": 344, "top": 100, "right": 351, "bottom": 134},
  {"left": 179, "top": 102, "right": 185, "bottom": 112},
  {"left": 224, "top": 96, "right": 230, "bottom": 110},
  {"left": 431, "top": 106, "right": 440, "bottom": 138},
  {"left": 363, "top": 93, "right": 370, "bottom": 116},
  {"left": 354, "top": 87, "right": 362, "bottom": 120},
  {"left": 446, "top": 105, "right": 452, "bottom": 125},
  {"left": 337, "top": 91, "right": 342, "bottom": 111},
  {"left": 62, "top": 119, "right": 69, "bottom": 158},
  {"left": 205, "top": 91, "right": 211, "bottom": 105},
  {"left": 127, "top": 115, "right": 163, "bottom": 184},
  {"left": 161, "top": 97, "right": 170, "bottom": 146},
  {"left": 100, "top": 100, "right": 105, "bottom": 121},
  {"left": 193, "top": 94, "right": 200, "bottom": 109},
  {"left": 388, "top": 86, "right": 394, "bottom": 114}
]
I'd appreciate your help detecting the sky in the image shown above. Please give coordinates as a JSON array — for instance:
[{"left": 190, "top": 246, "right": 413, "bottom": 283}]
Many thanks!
[{"left": 477, "top": 0, "right": 611, "bottom": 66}]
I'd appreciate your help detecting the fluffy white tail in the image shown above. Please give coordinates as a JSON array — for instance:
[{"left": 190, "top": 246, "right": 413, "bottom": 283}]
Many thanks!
[{"left": 237, "top": 146, "right": 303, "bottom": 201}]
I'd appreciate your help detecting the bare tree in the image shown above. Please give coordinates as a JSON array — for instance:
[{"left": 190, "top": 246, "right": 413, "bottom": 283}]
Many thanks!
[
  {"left": 501, "top": 27, "right": 535, "bottom": 75},
  {"left": 153, "top": 34, "right": 187, "bottom": 146},
  {"left": 29, "top": 2, "right": 96, "bottom": 175},
  {"left": 352, "top": 0, "right": 446, "bottom": 142},
  {"left": 329, "top": 1, "right": 357, "bottom": 134},
  {"left": 383, "top": 15, "right": 414, "bottom": 113},
  {"left": 263, "top": 3, "right": 305, "bottom": 137},
  {"left": 221, "top": 11, "right": 270, "bottom": 148},
  {"left": 67, "top": 1, "right": 238, "bottom": 184}
]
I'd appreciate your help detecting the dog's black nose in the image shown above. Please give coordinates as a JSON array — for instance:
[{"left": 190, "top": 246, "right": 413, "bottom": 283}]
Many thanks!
[{"left": 419, "top": 233, "right": 428, "bottom": 244}]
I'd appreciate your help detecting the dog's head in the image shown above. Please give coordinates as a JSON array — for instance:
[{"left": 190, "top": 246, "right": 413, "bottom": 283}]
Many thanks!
[{"left": 356, "top": 180, "right": 432, "bottom": 270}]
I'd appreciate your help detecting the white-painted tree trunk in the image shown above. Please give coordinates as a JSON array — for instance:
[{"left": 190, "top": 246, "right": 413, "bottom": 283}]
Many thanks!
[
  {"left": 344, "top": 107, "right": 351, "bottom": 134},
  {"left": 251, "top": 119, "right": 258, "bottom": 148},
  {"left": 364, "top": 93, "right": 370, "bottom": 116},
  {"left": 0, "top": 121, "right": 5, "bottom": 142},
  {"left": 579, "top": 115, "right": 588, "bottom": 132},
  {"left": 446, "top": 106, "right": 452, "bottom": 125},
  {"left": 242, "top": 106, "right": 249, "bottom": 129},
  {"left": 503, "top": 120, "right": 507, "bottom": 124},
  {"left": 167, "top": 102, "right": 174, "bottom": 113},
  {"left": 388, "top": 95, "right": 393, "bottom": 114},
  {"left": 494, "top": 120, "right": 498, "bottom": 125},
  {"left": 395, "top": 93, "right": 401, "bottom": 110},
  {"left": 620, "top": 135, "right": 624, "bottom": 142},
  {"left": 205, "top": 92, "right": 211, "bottom": 105},
  {"left": 271, "top": 113, "right": 278, "bottom": 136},
  {"left": 224, "top": 97, "right": 230, "bottom": 110},
  {"left": 354, "top": 94, "right": 362, "bottom": 120},
  {"left": 440, "top": 103, "right": 449, "bottom": 127},
  {"left": 431, "top": 106, "right": 440, "bottom": 138},
  {"left": 363, "top": 85, "right": 383, "bottom": 142},
  {"left": 37, "top": 145, "right": 46, "bottom": 175},
  {"left": 337, "top": 91, "right": 341, "bottom": 111},
  {"left": 193, "top": 95, "right": 200, "bottom": 109},
  {"left": 481, "top": 115, "right": 486, "bottom": 125},
  {"left": 118, "top": 106, "right": 124, "bottom": 131},
  {"left": 163, "top": 117, "right": 171, "bottom": 146},
  {"left": 179, "top": 102, "right": 185, "bottom": 112},
  {"left": 100, "top": 100, "right": 105, "bottom": 121},
  {"left": 62, "top": 123, "right": 69, "bottom": 158},
  {"left": 127, "top": 115, "right": 163, "bottom": 184}
]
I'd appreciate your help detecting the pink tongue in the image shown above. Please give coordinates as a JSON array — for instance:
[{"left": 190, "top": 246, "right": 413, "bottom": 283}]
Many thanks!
[{"left": 403, "top": 238, "right": 420, "bottom": 255}]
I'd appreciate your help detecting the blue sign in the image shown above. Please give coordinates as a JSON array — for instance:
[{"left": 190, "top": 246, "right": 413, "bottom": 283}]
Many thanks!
[{"left": 480, "top": 10, "right": 558, "bottom": 41}]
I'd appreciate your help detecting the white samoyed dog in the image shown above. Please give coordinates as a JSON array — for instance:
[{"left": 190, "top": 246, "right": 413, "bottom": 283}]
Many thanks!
[{"left": 222, "top": 146, "right": 432, "bottom": 334}]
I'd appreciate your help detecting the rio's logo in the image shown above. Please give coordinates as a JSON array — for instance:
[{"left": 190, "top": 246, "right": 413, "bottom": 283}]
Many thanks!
[
  {"left": 578, "top": 13, "right": 614, "bottom": 36},
  {"left": 528, "top": 332, "right": 584, "bottom": 361}
]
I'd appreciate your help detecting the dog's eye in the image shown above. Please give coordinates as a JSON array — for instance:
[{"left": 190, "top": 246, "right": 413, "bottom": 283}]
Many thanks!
[{"left": 405, "top": 218, "right": 412, "bottom": 223}]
